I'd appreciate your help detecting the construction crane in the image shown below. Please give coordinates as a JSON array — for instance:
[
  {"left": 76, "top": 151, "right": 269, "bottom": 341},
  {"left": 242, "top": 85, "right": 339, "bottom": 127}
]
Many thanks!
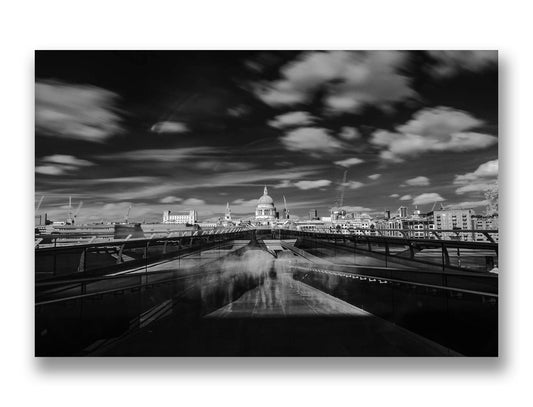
[
  {"left": 73, "top": 201, "right": 83, "bottom": 224},
  {"left": 283, "top": 195, "right": 289, "bottom": 219},
  {"left": 431, "top": 200, "right": 445, "bottom": 211},
  {"left": 339, "top": 169, "right": 348, "bottom": 209},
  {"left": 66, "top": 196, "right": 73, "bottom": 224},
  {"left": 125, "top": 205, "right": 132, "bottom": 223},
  {"left": 35, "top": 195, "right": 45, "bottom": 212}
]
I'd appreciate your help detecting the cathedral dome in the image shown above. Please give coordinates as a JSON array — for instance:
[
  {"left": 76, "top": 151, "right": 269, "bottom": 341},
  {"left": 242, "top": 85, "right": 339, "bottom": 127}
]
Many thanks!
[
  {"left": 255, "top": 186, "right": 276, "bottom": 224},
  {"left": 258, "top": 194, "right": 274, "bottom": 205},
  {"left": 257, "top": 186, "right": 274, "bottom": 205}
]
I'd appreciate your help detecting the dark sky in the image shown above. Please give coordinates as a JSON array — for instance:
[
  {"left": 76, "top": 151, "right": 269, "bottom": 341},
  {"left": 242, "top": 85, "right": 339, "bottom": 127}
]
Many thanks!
[{"left": 35, "top": 50, "right": 498, "bottom": 223}]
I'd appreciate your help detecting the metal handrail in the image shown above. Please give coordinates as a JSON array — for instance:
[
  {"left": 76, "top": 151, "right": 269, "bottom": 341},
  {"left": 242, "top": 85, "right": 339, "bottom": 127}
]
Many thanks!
[
  {"left": 35, "top": 228, "right": 252, "bottom": 252},
  {"left": 291, "top": 265, "right": 498, "bottom": 298}
]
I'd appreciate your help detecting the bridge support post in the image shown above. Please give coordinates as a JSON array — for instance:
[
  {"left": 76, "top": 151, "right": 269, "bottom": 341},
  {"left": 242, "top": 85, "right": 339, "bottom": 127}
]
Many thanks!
[
  {"left": 117, "top": 235, "right": 131, "bottom": 264},
  {"left": 353, "top": 236, "right": 356, "bottom": 265},
  {"left": 408, "top": 242, "right": 415, "bottom": 259},
  {"left": 77, "top": 248, "right": 87, "bottom": 273},
  {"left": 441, "top": 243, "right": 450, "bottom": 271},
  {"left": 384, "top": 240, "right": 389, "bottom": 268}
]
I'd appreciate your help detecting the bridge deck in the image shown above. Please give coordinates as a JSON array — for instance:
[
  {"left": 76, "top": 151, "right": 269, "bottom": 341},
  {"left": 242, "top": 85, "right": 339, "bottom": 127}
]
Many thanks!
[{"left": 102, "top": 269, "right": 457, "bottom": 356}]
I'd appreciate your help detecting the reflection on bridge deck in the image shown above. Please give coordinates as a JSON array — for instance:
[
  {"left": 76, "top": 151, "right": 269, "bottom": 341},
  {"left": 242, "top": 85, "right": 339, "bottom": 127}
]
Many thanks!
[
  {"left": 104, "top": 267, "right": 456, "bottom": 356},
  {"left": 207, "top": 271, "right": 372, "bottom": 318}
]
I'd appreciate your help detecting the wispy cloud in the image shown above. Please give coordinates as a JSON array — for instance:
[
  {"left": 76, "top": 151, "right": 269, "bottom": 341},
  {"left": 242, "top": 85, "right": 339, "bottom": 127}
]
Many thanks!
[
  {"left": 339, "top": 127, "right": 361, "bottom": 141},
  {"left": 150, "top": 121, "right": 188, "bottom": 133},
  {"left": 293, "top": 180, "right": 332, "bottom": 190},
  {"left": 160, "top": 196, "right": 182, "bottom": 204},
  {"left": 281, "top": 127, "right": 343, "bottom": 154},
  {"left": 36, "top": 80, "right": 123, "bottom": 142},
  {"left": 255, "top": 51, "right": 415, "bottom": 113},
  {"left": 268, "top": 111, "right": 316, "bottom": 128},
  {"left": 36, "top": 154, "right": 94, "bottom": 176},
  {"left": 334, "top": 157, "right": 364, "bottom": 167},
  {"left": 370, "top": 107, "right": 496, "bottom": 162},
  {"left": 345, "top": 181, "right": 365, "bottom": 190},
  {"left": 412, "top": 193, "right": 445, "bottom": 205},
  {"left": 427, "top": 51, "right": 497, "bottom": 78},
  {"left": 446, "top": 200, "right": 489, "bottom": 209},
  {"left": 402, "top": 176, "right": 430, "bottom": 187},
  {"left": 454, "top": 159, "right": 498, "bottom": 195},
  {"left": 98, "top": 147, "right": 218, "bottom": 162}
]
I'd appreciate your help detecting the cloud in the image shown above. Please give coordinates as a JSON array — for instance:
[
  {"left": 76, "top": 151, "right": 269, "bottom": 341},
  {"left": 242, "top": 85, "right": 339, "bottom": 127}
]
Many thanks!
[
  {"left": 389, "top": 193, "right": 400, "bottom": 198},
  {"left": 150, "top": 121, "right": 188, "bottom": 133},
  {"left": 399, "top": 194, "right": 412, "bottom": 201},
  {"left": 160, "top": 196, "right": 183, "bottom": 204},
  {"left": 455, "top": 183, "right": 496, "bottom": 195},
  {"left": 293, "top": 180, "right": 332, "bottom": 190},
  {"left": 339, "top": 127, "right": 361, "bottom": 141},
  {"left": 36, "top": 154, "right": 94, "bottom": 176},
  {"left": 255, "top": 51, "right": 415, "bottom": 113},
  {"left": 192, "top": 161, "right": 256, "bottom": 171},
  {"left": 370, "top": 107, "right": 497, "bottom": 162},
  {"left": 99, "top": 147, "right": 217, "bottom": 162},
  {"left": 334, "top": 157, "right": 365, "bottom": 167},
  {"left": 403, "top": 176, "right": 430, "bottom": 186},
  {"left": 454, "top": 159, "right": 498, "bottom": 195},
  {"left": 280, "top": 127, "right": 343, "bottom": 154},
  {"left": 342, "top": 206, "right": 372, "bottom": 212},
  {"left": 227, "top": 105, "right": 249, "bottom": 117},
  {"left": 42, "top": 154, "right": 93, "bottom": 167},
  {"left": 268, "top": 111, "right": 316, "bottom": 128},
  {"left": 232, "top": 198, "right": 258, "bottom": 207},
  {"left": 273, "top": 180, "right": 292, "bottom": 189},
  {"left": 345, "top": 181, "right": 365, "bottom": 190},
  {"left": 454, "top": 159, "right": 498, "bottom": 184},
  {"left": 446, "top": 200, "right": 489, "bottom": 209},
  {"left": 35, "top": 165, "right": 66, "bottom": 175},
  {"left": 368, "top": 174, "right": 381, "bottom": 180},
  {"left": 412, "top": 193, "right": 445, "bottom": 205},
  {"left": 427, "top": 51, "right": 497, "bottom": 78},
  {"left": 182, "top": 198, "right": 205, "bottom": 206},
  {"left": 35, "top": 80, "right": 123, "bottom": 142},
  {"left": 96, "top": 176, "right": 157, "bottom": 184}
]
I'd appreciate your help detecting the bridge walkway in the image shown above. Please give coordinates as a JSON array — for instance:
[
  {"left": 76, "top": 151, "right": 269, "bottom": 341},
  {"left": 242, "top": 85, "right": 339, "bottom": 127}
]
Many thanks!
[{"left": 100, "top": 258, "right": 457, "bottom": 356}]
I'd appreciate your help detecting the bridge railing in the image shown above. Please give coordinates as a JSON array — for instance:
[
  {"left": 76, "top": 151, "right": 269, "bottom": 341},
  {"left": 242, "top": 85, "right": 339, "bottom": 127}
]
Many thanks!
[
  {"left": 290, "top": 262, "right": 497, "bottom": 356},
  {"left": 277, "top": 228, "right": 498, "bottom": 273},
  {"left": 35, "top": 228, "right": 253, "bottom": 281},
  {"left": 35, "top": 241, "right": 259, "bottom": 356}
]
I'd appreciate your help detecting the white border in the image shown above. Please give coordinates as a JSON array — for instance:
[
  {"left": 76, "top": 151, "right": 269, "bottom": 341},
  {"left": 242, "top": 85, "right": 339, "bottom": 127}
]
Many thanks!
[{"left": 1, "top": 1, "right": 531, "bottom": 406}]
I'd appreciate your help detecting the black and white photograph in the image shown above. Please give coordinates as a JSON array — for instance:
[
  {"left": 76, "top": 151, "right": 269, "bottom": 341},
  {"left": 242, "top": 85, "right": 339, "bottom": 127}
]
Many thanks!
[{"left": 34, "top": 50, "right": 499, "bottom": 356}]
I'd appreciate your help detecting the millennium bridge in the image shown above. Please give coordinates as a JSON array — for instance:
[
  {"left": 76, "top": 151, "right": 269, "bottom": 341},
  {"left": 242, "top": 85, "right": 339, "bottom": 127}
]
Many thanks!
[{"left": 35, "top": 227, "right": 498, "bottom": 356}]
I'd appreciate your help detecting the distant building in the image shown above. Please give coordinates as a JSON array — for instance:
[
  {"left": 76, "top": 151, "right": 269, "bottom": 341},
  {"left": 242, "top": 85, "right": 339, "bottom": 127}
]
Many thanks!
[
  {"left": 295, "top": 219, "right": 326, "bottom": 231},
  {"left": 224, "top": 202, "right": 232, "bottom": 222},
  {"left": 398, "top": 206, "right": 408, "bottom": 218},
  {"left": 309, "top": 209, "right": 318, "bottom": 220},
  {"left": 472, "top": 214, "right": 499, "bottom": 242},
  {"left": 163, "top": 210, "right": 197, "bottom": 225},
  {"left": 428, "top": 208, "right": 474, "bottom": 241},
  {"left": 255, "top": 186, "right": 277, "bottom": 225},
  {"left": 384, "top": 210, "right": 391, "bottom": 220}
]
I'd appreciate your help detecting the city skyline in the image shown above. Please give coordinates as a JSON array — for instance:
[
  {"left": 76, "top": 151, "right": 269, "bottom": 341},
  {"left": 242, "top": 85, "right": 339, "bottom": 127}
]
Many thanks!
[{"left": 35, "top": 51, "right": 498, "bottom": 223}]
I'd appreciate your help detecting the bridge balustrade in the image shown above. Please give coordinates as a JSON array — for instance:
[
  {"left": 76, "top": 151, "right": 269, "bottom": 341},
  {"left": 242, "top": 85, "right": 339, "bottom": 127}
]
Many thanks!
[
  {"left": 290, "top": 262, "right": 497, "bottom": 356},
  {"left": 35, "top": 228, "right": 253, "bottom": 281},
  {"left": 35, "top": 240, "right": 258, "bottom": 356},
  {"left": 277, "top": 229, "right": 498, "bottom": 273}
]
